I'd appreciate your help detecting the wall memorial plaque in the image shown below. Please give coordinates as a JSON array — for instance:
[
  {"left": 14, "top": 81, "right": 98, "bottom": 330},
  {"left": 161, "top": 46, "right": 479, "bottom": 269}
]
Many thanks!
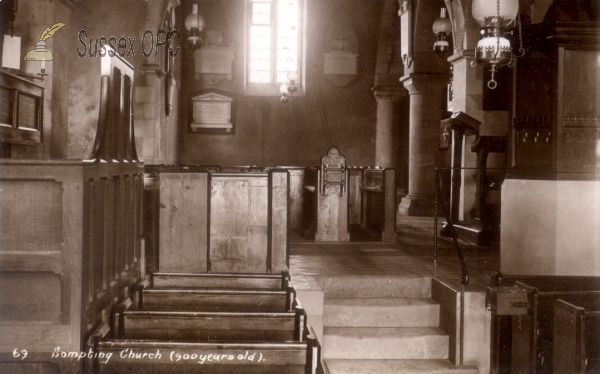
[
  {"left": 189, "top": 91, "right": 235, "bottom": 134},
  {"left": 323, "top": 53, "right": 358, "bottom": 75},
  {"left": 322, "top": 8, "right": 359, "bottom": 87}
]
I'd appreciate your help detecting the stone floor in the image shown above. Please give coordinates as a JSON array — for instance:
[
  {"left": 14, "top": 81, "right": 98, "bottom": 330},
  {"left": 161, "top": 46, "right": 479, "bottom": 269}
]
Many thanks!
[{"left": 289, "top": 215, "right": 501, "bottom": 292}]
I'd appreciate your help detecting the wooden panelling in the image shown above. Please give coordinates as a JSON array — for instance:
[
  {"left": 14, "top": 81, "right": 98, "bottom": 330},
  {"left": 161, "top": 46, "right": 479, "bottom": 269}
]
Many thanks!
[
  {"left": 90, "top": 180, "right": 106, "bottom": 296},
  {"left": 315, "top": 169, "right": 349, "bottom": 242},
  {"left": 348, "top": 168, "right": 363, "bottom": 225},
  {"left": 360, "top": 168, "right": 396, "bottom": 242},
  {"left": 0, "top": 362, "right": 59, "bottom": 374},
  {"left": 0, "top": 273, "right": 61, "bottom": 321},
  {"left": 158, "top": 172, "right": 209, "bottom": 273},
  {"left": 0, "top": 71, "right": 44, "bottom": 148},
  {"left": 559, "top": 49, "right": 600, "bottom": 173},
  {"left": 210, "top": 175, "right": 269, "bottom": 274},
  {"left": 269, "top": 170, "right": 289, "bottom": 273},
  {"left": 0, "top": 159, "right": 143, "bottom": 374},
  {"left": 151, "top": 169, "right": 289, "bottom": 274},
  {"left": 0, "top": 180, "right": 62, "bottom": 252}
]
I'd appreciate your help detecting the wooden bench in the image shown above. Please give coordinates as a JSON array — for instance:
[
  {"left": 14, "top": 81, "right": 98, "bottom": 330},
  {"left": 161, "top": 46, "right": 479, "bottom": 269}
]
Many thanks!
[
  {"left": 554, "top": 299, "right": 600, "bottom": 374},
  {"left": 359, "top": 167, "right": 396, "bottom": 242},
  {"left": 139, "top": 288, "right": 293, "bottom": 313},
  {"left": 88, "top": 301, "right": 322, "bottom": 373},
  {"left": 151, "top": 271, "right": 290, "bottom": 290},
  {"left": 137, "top": 278, "right": 296, "bottom": 313},
  {"left": 117, "top": 310, "right": 304, "bottom": 342},
  {"left": 301, "top": 166, "right": 319, "bottom": 239},
  {"left": 113, "top": 294, "right": 308, "bottom": 342},
  {"left": 89, "top": 338, "right": 322, "bottom": 374},
  {"left": 489, "top": 275, "right": 600, "bottom": 374}
]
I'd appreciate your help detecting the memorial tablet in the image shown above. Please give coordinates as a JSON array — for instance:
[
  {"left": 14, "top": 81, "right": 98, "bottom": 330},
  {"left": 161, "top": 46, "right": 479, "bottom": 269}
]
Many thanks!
[{"left": 189, "top": 91, "right": 234, "bottom": 134}]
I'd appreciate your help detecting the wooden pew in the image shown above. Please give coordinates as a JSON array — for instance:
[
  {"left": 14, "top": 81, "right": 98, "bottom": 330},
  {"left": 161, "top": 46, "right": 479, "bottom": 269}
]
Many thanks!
[
  {"left": 151, "top": 271, "right": 290, "bottom": 290},
  {"left": 301, "top": 166, "right": 319, "bottom": 239},
  {"left": 554, "top": 299, "right": 600, "bottom": 374},
  {"left": 113, "top": 288, "right": 306, "bottom": 343},
  {"left": 90, "top": 338, "right": 321, "bottom": 374},
  {"left": 137, "top": 279, "right": 296, "bottom": 313},
  {"left": 140, "top": 289, "right": 290, "bottom": 313},
  {"left": 117, "top": 310, "right": 300, "bottom": 342},
  {"left": 359, "top": 167, "right": 396, "bottom": 242},
  {"left": 113, "top": 296, "right": 307, "bottom": 342},
  {"left": 488, "top": 275, "right": 600, "bottom": 374},
  {"left": 88, "top": 300, "right": 321, "bottom": 374},
  {"left": 152, "top": 168, "right": 289, "bottom": 274}
]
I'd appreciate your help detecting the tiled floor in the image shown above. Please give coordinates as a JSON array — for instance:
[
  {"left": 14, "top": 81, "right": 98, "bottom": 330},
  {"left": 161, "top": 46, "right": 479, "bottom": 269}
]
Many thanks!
[{"left": 289, "top": 215, "right": 501, "bottom": 291}]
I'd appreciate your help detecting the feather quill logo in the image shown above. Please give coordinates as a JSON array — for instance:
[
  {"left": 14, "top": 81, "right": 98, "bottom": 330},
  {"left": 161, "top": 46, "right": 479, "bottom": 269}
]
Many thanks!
[{"left": 24, "top": 22, "right": 66, "bottom": 62}]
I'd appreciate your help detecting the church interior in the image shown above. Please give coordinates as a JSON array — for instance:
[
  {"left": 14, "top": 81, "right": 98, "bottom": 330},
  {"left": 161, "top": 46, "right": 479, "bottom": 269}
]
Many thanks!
[{"left": 0, "top": 0, "right": 598, "bottom": 373}]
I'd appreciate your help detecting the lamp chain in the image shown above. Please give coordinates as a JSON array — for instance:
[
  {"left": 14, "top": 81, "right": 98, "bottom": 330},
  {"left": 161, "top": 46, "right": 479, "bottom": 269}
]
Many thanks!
[
  {"left": 496, "top": 0, "right": 500, "bottom": 23},
  {"left": 517, "top": 9, "right": 525, "bottom": 56},
  {"left": 493, "top": 0, "right": 501, "bottom": 62}
]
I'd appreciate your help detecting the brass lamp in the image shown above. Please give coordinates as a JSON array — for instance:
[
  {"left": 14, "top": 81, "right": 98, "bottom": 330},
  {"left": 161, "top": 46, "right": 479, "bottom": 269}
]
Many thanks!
[
  {"left": 432, "top": 8, "right": 452, "bottom": 59},
  {"left": 471, "top": 0, "right": 519, "bottom": 89},
  {"left": 185, "top": 4, "right": 205, "bottom": 50}
]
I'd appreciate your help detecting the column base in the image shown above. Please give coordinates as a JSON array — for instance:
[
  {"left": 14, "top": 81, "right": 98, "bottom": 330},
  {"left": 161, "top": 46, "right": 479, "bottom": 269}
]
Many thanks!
[{"left": 397, "top": 196, "right": 435, "bottom": 216}]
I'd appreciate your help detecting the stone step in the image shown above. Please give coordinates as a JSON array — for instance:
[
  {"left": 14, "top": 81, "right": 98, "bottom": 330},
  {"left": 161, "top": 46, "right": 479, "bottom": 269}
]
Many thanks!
[
  {"left": 323, "top": 327, "right": 449, "bottom": 360},
  {"left": 324, "top": 297, "right": 439, "bottom": 327},
  {"left": 325, "top": 359, "right": 480, "bottom": 374},
  {"left": 314, "top": 275, "right": 431, "bottom": 298}
]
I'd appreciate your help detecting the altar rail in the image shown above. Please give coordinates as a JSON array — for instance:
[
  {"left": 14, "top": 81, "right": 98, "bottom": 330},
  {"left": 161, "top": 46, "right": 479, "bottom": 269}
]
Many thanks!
[{"left": 0, "top": 159, "right": 144, "bottom": 374}]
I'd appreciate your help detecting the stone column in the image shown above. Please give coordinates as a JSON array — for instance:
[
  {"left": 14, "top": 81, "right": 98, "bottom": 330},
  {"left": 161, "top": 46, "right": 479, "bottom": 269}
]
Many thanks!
[
  {"left": 398, "top": 74, "right": 450, "bottom": 216},
  {"left": 135, "top": 64, "right": 162, "bottom": 165},
  {"left": 373, "top": 88, "right": 407, "bottom": 168}
]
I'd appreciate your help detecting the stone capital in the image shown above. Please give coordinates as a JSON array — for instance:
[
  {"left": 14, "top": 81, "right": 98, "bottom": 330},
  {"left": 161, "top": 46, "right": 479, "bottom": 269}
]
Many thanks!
[
  {"left": 372, "top": 87, "right": 407, "bottom": 104},
  {"left": 140, "top": 64, "right": 166, "bottom": 77},
  {"left": 400, "top": 74, "right": 452, "bottom": 95}
]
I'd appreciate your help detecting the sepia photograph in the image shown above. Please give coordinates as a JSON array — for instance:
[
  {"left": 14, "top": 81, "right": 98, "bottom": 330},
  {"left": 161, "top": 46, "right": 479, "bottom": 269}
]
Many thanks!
[{"left": 0, "top": 0, "right": 598, "bottom": 373}]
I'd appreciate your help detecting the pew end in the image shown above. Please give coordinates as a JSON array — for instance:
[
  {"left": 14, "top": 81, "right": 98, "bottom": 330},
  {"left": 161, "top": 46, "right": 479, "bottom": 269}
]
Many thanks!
[
  {"left": 554, "top": 299, "right": 600, "bottom": 374},
  {"left": 488, "top": 275, "right": 600, "bottom": 374}
]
